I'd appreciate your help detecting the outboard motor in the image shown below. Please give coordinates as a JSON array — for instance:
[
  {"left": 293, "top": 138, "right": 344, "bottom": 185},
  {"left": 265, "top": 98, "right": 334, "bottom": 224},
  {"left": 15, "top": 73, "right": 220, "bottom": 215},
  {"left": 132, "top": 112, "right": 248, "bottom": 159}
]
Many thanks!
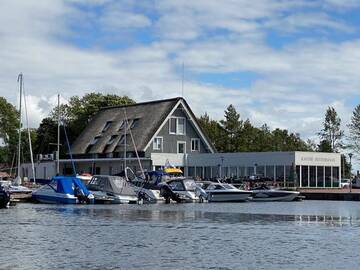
[
  {"left": 195, "top": 185, "right": 208, "bottom": 202},
  {"left": 159, "top": 184, "right": 182, "bottom": 203},
  {"left": 0, "top": 185, "right": 10, "bottom": 208},
  {"left": 74, "top": 186, "right": 94, "bottom": 204}
]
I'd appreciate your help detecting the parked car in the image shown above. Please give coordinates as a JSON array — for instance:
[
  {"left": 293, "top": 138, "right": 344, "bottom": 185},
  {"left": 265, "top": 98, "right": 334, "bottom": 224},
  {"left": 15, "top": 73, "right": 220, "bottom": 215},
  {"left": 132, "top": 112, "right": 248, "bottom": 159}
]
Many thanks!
[{"left": 340, "top": 179, "right": 350, "bottom": 188}]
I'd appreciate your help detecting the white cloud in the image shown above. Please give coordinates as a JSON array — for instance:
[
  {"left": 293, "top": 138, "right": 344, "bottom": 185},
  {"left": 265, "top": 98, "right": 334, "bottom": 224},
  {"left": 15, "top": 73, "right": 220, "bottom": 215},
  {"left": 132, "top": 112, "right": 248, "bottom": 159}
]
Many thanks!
[{"left": 0, "top": 0, "right": 359, "bottom": 146}]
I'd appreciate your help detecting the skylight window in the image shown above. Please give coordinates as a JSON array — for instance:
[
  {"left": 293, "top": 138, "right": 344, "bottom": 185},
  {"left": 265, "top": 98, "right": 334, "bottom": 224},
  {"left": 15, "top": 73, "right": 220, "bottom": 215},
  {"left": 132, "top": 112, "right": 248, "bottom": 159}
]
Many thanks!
[
  {"left": 102, "top": 121, "right": 112, "bottom": 132},
  {"left": 107, "top": 135, "right": 117, "bottom": 145},
  {"left": 90, "top": 136, "right": 101, "bottom": 145}
]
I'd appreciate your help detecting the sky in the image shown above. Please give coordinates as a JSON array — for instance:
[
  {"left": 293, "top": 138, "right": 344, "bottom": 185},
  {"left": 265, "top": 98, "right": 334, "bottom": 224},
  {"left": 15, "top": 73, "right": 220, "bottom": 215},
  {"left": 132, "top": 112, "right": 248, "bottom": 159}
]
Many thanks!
[{"left": 1, "top": 0, "right": 360, "bottom": 148}]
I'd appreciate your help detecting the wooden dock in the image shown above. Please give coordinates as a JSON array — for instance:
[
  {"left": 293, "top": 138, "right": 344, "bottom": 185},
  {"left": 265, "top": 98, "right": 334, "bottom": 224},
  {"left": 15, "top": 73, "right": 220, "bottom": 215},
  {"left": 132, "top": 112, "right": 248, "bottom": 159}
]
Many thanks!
[{"left": 299, "top": 188, "right": 360, "bottom": 201}]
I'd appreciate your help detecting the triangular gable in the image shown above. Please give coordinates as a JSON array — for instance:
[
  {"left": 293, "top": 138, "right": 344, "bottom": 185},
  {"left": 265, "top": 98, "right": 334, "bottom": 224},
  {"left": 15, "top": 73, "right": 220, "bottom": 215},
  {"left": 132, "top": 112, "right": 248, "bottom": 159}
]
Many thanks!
[{"left": 143, "top": 98, "right": 215, "bottom": 153}]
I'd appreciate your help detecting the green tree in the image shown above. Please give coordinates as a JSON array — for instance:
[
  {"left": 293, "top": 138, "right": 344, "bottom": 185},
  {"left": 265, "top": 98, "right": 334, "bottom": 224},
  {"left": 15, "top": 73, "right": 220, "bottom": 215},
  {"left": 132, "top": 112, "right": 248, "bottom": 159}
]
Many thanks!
[
  {"left": 317, "top": 139, "right": 332, "bottom": 152},
  {"left": 220, "top": 105, "right": 242, "bottom": 152},
  {"left": 348, "top": 104, "right": 360, "bottom": 154},
  {"left": 198, "top": 113, "right": 226, "bottom": 151},
  {"left": 0, "top": 97, "right": 19, "bottom": 163},
  {"left": 318, "top": 106, "right": 343, "bottom": 152},
  {"left": 34, "top": 118, "right": 58, "bottom": 155}
]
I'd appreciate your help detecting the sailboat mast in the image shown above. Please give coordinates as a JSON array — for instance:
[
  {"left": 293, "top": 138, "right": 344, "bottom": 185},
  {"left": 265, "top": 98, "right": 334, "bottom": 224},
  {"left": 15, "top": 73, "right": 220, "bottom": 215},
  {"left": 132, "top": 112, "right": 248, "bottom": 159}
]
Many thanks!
[
  {"left": 17, "top": 73, "right": 23, "bottom": 181},
  {"left": 22, "top": 77, "right": 36, "bottom": 184},
  {"left": 123, "top": 109, "right": 127, "bottom": 174},
  {"left": 57, "top": 94, "right": 60, "bottom": 175}
]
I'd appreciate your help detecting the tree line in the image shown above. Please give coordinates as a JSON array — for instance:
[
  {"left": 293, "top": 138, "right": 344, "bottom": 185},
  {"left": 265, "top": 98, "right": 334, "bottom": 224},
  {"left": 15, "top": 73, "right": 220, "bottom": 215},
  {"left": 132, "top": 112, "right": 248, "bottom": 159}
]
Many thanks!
[{"left": 0, "top": 93, "right": 358, "bottom": 177}]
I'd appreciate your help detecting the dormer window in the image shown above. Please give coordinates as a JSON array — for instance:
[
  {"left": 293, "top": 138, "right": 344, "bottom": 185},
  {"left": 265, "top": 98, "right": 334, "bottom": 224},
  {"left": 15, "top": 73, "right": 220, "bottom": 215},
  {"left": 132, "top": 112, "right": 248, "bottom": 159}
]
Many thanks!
[
  {"left": 90, "top": 136, "right": 101, "bottom": 145},
  {"left": 102, "top": 121, "right": 112, "bottom": 133},
  {"left": 169, "top": 117, "right": 186, "bottom": 135},
  {"left": 130, "top": 118, "right": 140, "bottom": 129},
  {"left": 118, "top": 134, "right": 129, "bottom": 145},
  {"left": 118, "top": 120, "right": 125, "bottom": 131},
  {"left": 107, "top": 135, "right": 118, "bottom": 145}
]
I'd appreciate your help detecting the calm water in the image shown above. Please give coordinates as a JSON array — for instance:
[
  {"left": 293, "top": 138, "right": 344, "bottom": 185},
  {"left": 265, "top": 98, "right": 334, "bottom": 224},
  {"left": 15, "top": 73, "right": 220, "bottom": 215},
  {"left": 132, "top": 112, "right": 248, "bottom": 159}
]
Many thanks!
[{"left": 1, "top": 201, "right": 359, "bottom": 270}]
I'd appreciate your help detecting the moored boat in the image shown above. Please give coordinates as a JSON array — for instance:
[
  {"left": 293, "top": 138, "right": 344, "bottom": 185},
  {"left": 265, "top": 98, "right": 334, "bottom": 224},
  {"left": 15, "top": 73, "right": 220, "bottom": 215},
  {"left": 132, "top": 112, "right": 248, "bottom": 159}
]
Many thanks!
[
  {"left": 87, "top": 175, "right": 138, "bottom": 204},
  {"left": 197, "top": 181, "right": 252, "bottom": 202},
  {"left": 32, "top": 176, "right": 94, "bottom": 204},
  {"left": 251, "top": 186, "right": 300, "bottom": 202},
  {"left": 159, "top": 178, "right": 200, "bottom": 203}
]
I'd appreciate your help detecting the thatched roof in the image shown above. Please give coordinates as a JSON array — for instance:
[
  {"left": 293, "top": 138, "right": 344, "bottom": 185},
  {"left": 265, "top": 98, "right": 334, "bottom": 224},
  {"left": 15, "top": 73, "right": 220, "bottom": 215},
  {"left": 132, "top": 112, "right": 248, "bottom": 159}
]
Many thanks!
[{"left": 71, "top": 97, "right": 182, "bottom": 155}]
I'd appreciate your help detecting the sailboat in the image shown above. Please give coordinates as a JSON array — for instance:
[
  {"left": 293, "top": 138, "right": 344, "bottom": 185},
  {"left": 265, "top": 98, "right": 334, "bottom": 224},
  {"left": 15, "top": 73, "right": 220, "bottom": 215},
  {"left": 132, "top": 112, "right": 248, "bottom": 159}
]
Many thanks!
[{"left": 5, "top": 74, "right": 32, "bottom": 196}]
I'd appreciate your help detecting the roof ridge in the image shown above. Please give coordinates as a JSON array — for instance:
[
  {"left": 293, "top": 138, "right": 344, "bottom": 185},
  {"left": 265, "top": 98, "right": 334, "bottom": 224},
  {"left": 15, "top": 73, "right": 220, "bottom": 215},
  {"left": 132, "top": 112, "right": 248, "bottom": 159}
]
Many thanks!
[{"left": 100, "top": 96, "right": 183, "bottom": 111}]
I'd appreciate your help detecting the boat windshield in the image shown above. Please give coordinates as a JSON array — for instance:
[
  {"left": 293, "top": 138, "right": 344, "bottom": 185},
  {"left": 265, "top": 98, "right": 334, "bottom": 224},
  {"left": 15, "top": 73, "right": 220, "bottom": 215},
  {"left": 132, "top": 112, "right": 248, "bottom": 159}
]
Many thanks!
[
  {"left": 222, "top": 184, "right": 237, "bottom": 190},
  {"left": 183, "top": 179, "right": 196, "bottom": 191}
]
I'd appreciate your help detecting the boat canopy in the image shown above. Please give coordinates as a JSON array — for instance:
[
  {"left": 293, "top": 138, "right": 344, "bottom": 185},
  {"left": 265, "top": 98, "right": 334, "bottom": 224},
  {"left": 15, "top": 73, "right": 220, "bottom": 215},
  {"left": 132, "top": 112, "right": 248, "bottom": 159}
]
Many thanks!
[
  {"left": 87, "top": 175, "right": 136, "bottom": 196},
  {"left": 51, "top": 176, "right": 91, "bottom": 196}
]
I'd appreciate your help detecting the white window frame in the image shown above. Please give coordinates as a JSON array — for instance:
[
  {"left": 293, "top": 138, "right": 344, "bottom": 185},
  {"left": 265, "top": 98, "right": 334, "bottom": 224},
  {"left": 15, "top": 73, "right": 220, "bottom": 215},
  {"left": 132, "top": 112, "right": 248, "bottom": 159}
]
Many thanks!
[
  {"left": 153, "top": 136, "right": 163, "bottom": 151},
  {"left": 191, "top": 138, "right": 200, "bottom": 152},
  {"left": 177, "top": 141, "right": 186, "bottom": 154},
  {"left": 169, "top": 117, "right": 186, "bottom": 135}
]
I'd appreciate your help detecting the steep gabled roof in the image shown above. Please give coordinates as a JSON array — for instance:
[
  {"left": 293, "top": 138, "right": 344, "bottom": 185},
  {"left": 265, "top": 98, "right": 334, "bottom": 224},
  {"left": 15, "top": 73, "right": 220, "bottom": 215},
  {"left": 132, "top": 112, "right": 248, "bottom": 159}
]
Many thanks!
[{"left": 71, "top": 97, "right": 181, "bottom": 154}]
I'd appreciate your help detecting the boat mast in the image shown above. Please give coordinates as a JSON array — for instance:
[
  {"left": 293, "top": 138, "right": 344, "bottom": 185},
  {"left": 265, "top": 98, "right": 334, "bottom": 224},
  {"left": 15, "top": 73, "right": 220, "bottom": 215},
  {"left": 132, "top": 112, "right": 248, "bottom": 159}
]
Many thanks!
[
  {"left": 22, "top": 76, "right": 36, "bottom": 184},
  {"left": 57, "top": 94, "right": 60, "bottom": 175},
  {"left": 16, "top": 73, "right": 23, "bottom": 184},
  {"left": 123, "top": 108, "right": 127, "bottom": 177}
]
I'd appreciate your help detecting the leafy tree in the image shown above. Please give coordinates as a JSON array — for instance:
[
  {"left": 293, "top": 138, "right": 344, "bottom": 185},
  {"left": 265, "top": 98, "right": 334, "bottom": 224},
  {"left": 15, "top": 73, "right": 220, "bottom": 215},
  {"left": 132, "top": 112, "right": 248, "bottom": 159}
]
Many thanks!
[
  {"left": 317, "top": 139, "right": 332, "bottom": 152},
  {"left": 198, "top": 113, "right": 226, "bottom": 151},
  {"left": 341, "top": 154, "right": 352, "bottom": 179},
  {"left": 34, "top": 118, "right": 58, "bottom": 155},
  {"left": 318, "top": 106, "right": 344, "bottom": 152},
  {"left": 0, "top": 97, "right": 19, "bottom": 163},
  {"left": 348, "top": 104, "right": 360, "bottom": 154},
  {"left": 199, "top": 105, "right": 313, "bottom": 153},
  {"left": 220, "top": 105, "right": 242, "bottom": 152}
]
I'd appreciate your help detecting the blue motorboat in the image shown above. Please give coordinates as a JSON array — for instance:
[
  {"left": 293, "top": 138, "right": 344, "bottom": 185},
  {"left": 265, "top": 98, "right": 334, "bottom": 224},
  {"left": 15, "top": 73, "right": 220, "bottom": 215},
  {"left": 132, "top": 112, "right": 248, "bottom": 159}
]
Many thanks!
[{"left": 32, "top": 176, "right": 94, "bottom": 204}]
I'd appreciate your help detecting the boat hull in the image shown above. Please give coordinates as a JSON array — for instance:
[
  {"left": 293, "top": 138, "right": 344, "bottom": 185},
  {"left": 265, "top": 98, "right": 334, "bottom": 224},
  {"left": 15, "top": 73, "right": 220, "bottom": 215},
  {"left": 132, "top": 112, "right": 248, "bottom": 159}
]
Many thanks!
[
  {"left": 251, "top": 191, "right": 300, "bottom": 202},
  {"left": 32, "top": 190, "right": 78, "bottom": 204},
  {"left": 92, "top": 191, "right": 138, "bottom": 204},
  {"left": 207, "top": 191, "right": 252, "bottom": 202}
]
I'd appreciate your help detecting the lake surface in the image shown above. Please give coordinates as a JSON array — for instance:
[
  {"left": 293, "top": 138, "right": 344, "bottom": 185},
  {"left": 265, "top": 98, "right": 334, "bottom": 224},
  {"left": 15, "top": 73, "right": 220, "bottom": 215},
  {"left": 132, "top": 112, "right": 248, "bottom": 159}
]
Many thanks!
[{"left": 0, "top": 201, "right": 359, "bottom": 270}]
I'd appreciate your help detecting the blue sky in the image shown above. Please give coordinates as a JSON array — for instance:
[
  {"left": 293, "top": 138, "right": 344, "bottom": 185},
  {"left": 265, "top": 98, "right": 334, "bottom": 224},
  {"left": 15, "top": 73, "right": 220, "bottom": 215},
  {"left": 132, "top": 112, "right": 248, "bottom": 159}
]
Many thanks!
[{"left": 1, "top": 0, "right": 360, "bottom": 154}]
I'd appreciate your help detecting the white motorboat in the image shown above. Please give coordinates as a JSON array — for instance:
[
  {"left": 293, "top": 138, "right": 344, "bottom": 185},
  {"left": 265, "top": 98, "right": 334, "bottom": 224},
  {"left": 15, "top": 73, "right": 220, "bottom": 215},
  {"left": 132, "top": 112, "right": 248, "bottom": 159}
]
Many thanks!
[
  {"left": 87, "top": 175, "right": 138, "bottom": 204},
  {"left": 251, "top": 186, "right": 300, "bottom": 202},
  {"left": 32, "top": 176, "right": 94, "bottom": 204},
  {"left": 130, "top": 171, "right": 168, "bottom": 202},
  {"left": 197, "top": 182, "right": 252, "bottom": 202},
  {"left": 159, "top": 178, "right": 200, "bottom": 203}
]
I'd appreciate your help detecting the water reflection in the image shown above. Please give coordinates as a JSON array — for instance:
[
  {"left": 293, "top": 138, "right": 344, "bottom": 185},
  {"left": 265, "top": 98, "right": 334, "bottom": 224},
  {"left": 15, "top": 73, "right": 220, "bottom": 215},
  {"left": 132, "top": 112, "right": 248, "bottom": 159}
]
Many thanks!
[{"left": 32, "top": 204, "right": 360, "bottom": 227}]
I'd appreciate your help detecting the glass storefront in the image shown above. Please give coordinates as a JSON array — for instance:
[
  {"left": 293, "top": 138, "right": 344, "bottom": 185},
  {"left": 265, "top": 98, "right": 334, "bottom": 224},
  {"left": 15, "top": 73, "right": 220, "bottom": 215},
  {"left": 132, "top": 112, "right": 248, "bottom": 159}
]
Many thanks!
[
  {"left": 247, "top": 167, "right": 254, "bottom": 176},
  {"left": 332, "top": 167, "right": 339, "bottom": 187},
  {"left": 204, "top": 167, "right": 211, "bottom": 179},
  {"left": 195, "top": 167, "right": 203, "bottom": 178},
  {"left": 256, "top": 166, "right": 265, "bottom": 177},
  {"left": 325, "top": 167, "right": 332, "bottom": 187},
  {"left": 317, "top": 166, "right": 324, "bottom": 187},
  {"left": 230, "top": 167, "right": 237, "bottom": 177},
  {"left": 276, "top": 166, "right": 284, "bottom": 181},
  {"left": 309, "top": 166, "right": 316, "bottom": 187},
  {"left": 266, "top": 166, "right": 274, "bottom": 180},
  {"left": 301, "top": 166, "right": 308, "bottom": 187},
  {"left": 239, "top": 167, "right": 246, "bottom": 177}
]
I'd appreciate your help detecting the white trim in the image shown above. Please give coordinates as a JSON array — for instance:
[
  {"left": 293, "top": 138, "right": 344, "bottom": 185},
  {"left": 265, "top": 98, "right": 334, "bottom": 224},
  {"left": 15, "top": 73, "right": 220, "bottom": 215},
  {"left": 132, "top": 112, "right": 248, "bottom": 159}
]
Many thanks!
[
  {"left": 143, "top": 99, "right": 215, "bottom": 153},
  {"left": 153, "top": 136, "right": 163, "bottom": 151},
  {"left": 177, "top": 141, "right": 186, "bottom": 154},
  {"left": 191, "top": 138, "right": 200, "bottom": 152}
]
